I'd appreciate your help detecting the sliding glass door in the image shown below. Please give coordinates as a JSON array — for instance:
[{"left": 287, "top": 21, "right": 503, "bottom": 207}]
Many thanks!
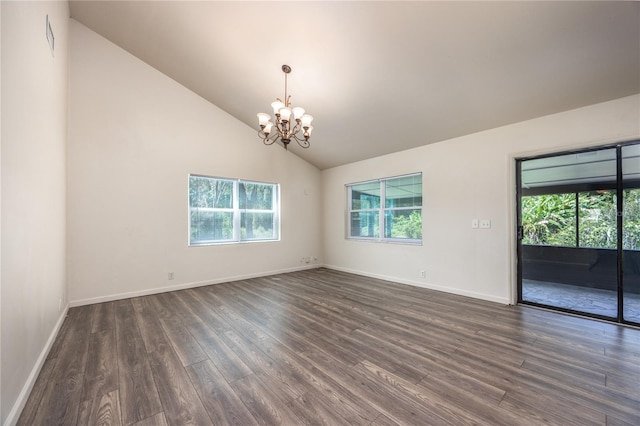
[
  {"left": 622, "top": 144, "right": 640, "bottom": 323},
  {"left": 517, "top": 142, "right": 640, "bottom": 325}
]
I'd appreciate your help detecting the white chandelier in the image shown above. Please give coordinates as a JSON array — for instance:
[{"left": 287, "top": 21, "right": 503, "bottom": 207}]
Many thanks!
[{"left": 257, "top": 65, "right": 313, "bottom": 150}]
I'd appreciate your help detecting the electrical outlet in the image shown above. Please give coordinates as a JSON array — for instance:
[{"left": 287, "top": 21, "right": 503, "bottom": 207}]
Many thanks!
[
  {"left": 168, "top": 272, "right": 174, "bottom": 280},
  {"left": 480, "top": 219, "right": 491, "bottom": 229},
  {"left": 420, "top": 270, "right": 426, "bottom": 278}
]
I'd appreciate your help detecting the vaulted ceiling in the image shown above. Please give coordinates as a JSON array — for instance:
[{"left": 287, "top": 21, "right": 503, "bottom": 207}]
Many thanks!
[{"left": 69, "top": 1, "right": 640, "bottom": 170}]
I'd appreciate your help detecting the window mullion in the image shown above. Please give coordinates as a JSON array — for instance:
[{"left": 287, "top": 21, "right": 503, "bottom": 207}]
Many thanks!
[
  {"left": 234, "top": 180, "right": 241, "bottom": 241},
  {"left": 273, "top": 184, "right": 278, "bottom": 237},
  {"left": 347, "top": 185, "right": 354, "bottom": 238},
  {"left": 380, "top": 180, "right": 386, "bottom": 242},
  {"left": 575, "top": 192, "right": 580, "bottom": 247}
]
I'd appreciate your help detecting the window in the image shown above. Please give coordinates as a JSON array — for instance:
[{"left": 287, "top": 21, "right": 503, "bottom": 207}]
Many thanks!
[
  {"left": 347, "top": 173, "right": 422, "bottom": 243},
  {"left": 189, "top": 175, "right": 279, "bottom": 245}
]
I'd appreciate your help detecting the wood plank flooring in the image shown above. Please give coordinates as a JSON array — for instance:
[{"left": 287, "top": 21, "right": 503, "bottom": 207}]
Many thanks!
[{"left": 18, "top": 268, "right": 640, "bottom": 425}]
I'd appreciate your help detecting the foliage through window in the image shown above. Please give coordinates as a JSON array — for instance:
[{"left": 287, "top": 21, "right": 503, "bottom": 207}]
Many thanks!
[
  {"left": 521, "top": 193, "right": 576, "bottom": 247},
  {"left": 347, "top": 173, "right": 422, "bottom": 243},
  {"left": 189, "top": 175, "right": 279, "bottom": 245},
  {"left": 623, "top": 189, "right": 640, "bottom": 250},
  {"left": 521, "top": 189, "right": 640, "bottom": 250}
]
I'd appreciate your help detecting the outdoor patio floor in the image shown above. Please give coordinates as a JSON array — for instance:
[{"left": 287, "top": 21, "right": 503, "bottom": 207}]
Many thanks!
[{"left": 523, "top": 279, "right": 640, "bottom": 325}]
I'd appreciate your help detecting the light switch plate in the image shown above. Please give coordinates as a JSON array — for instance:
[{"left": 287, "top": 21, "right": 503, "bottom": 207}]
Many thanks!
[{"left": 480, "top": 219, "right": 491, "bottom": 229}]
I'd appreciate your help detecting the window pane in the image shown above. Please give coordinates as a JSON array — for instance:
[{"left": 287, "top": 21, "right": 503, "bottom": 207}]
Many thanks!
[
  {"left": 521, "top": 193, "right": 576, "bottom": 246},
  {"left": 386, "top": 175, "right": 422, "bottom": 208},
  {"left": 240, "top": 182, "right": 274, "bottom": 210},
  {"left": 623, "top": 189, "right": 640, "bottom": 250},
  {"left": 241, "top": 212, "right": 276, "bottom": 240},
  {"left": 622, "top": 144, "right": 640, "bottom": 324},
  {"left": 579, "top": 190, "right": 617, "bottom": 249},
  {"left": 350, "top": 182, "right": 380, "bottom": 210},
  {"left": 350, "top": 211, "right": 379, "bottom": 238},
  {"left": 190, "top": 210, "right": 233, "bottom": 243},
  {"left": 384, "top": 209, "right": 422, "bottom": 239},
  {"left": 189, "top": 176, "right": 233, "bottom": 209}
]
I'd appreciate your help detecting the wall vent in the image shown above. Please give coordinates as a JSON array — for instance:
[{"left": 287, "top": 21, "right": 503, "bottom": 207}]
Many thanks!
[{"left": 46, "top": 14, "right": 55, "bottom": 56}]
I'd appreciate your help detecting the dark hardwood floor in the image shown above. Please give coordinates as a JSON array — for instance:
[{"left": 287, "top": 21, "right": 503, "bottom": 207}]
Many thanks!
[{"left": 18, "top": 268, "right": 640, "bottom": 425}]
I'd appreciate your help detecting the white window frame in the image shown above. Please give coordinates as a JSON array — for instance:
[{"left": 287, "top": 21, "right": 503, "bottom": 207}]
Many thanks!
[
  {"left": 189, "top": 174, "right": 280, "bottom": 246},
  {"left": 346, "top": 173, "right": 422, "bottom": 245}
]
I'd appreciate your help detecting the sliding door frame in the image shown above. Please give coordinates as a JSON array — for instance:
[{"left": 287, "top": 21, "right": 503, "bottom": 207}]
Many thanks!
[{"left": 516, "top": 140, "right": 640, "bottom": 326}]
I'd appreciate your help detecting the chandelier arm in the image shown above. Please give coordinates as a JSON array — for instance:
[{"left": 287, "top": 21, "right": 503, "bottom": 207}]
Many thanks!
[
  {"left": 264, "top": 134, "right": 280, "bottom": 146},
  {"left": 297, "top": 138, "right": 310, "bottom": 149},
  {"left": 258, "top": 129, "right": 280, "bottom": 146},
  {"left": 290, "top": 133, "right": 310, "bottom": 149}
]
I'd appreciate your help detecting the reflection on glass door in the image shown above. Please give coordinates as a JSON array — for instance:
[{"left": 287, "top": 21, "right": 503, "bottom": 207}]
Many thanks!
[
  {"left": 518, "top": 148, "right": 620, "bottom": 319},
  {"left": 622, "top": 144, "right": 640, "bottom": 324}
]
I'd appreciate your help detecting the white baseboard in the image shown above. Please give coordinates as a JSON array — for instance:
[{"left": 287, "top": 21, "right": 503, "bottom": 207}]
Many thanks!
[
  {"left": 3, "top": 304, "right": 69, "bottom": 426},
  {"left": 69, "top": 264, "right": 321, "bottom": 307},
  {"left": 323, "top": 264, "right": 510, "bottom": 305}
]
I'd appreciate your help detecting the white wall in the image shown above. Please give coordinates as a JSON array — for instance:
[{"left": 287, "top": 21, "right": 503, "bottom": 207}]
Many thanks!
[
  {"left": 322, "top": 95, "right": 640, "bottom": 304},
  {"left": 1, "top": 2, "right": 69, "bottom": 424},
  {"left": 67, "top": 20, "right": 322, "bottom": 305}
]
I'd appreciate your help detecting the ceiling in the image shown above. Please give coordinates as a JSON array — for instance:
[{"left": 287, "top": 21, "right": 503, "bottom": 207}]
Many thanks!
[{"left": 68, "top": 1, "right": 640, "bottom": 170}]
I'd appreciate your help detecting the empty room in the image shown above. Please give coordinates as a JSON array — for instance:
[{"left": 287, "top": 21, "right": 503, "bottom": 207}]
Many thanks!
[{"left": 2, "top": 1, "right": 639, "bottom": 425}]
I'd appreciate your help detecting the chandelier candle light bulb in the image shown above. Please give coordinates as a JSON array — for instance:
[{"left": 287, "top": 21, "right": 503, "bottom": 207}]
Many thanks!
[
  {"left": 257, "top": 64, "right": 313, "bottom": 150},
  {"left": 271, "top": 101, "right": 284, "bottom": 115},
  {"left": 279, "top": 107, "right": 292, "bottom": 123},
  {"left": 257, "top": 113, "right": 270, "bottom": 127},
  {"left": 292, "top": 107, "right": 305, "bottom": 120}
]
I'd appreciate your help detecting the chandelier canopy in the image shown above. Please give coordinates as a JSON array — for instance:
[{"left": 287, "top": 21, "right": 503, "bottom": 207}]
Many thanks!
[{"left": 257, "top": 65, "right": 313, "bottom": 150}]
